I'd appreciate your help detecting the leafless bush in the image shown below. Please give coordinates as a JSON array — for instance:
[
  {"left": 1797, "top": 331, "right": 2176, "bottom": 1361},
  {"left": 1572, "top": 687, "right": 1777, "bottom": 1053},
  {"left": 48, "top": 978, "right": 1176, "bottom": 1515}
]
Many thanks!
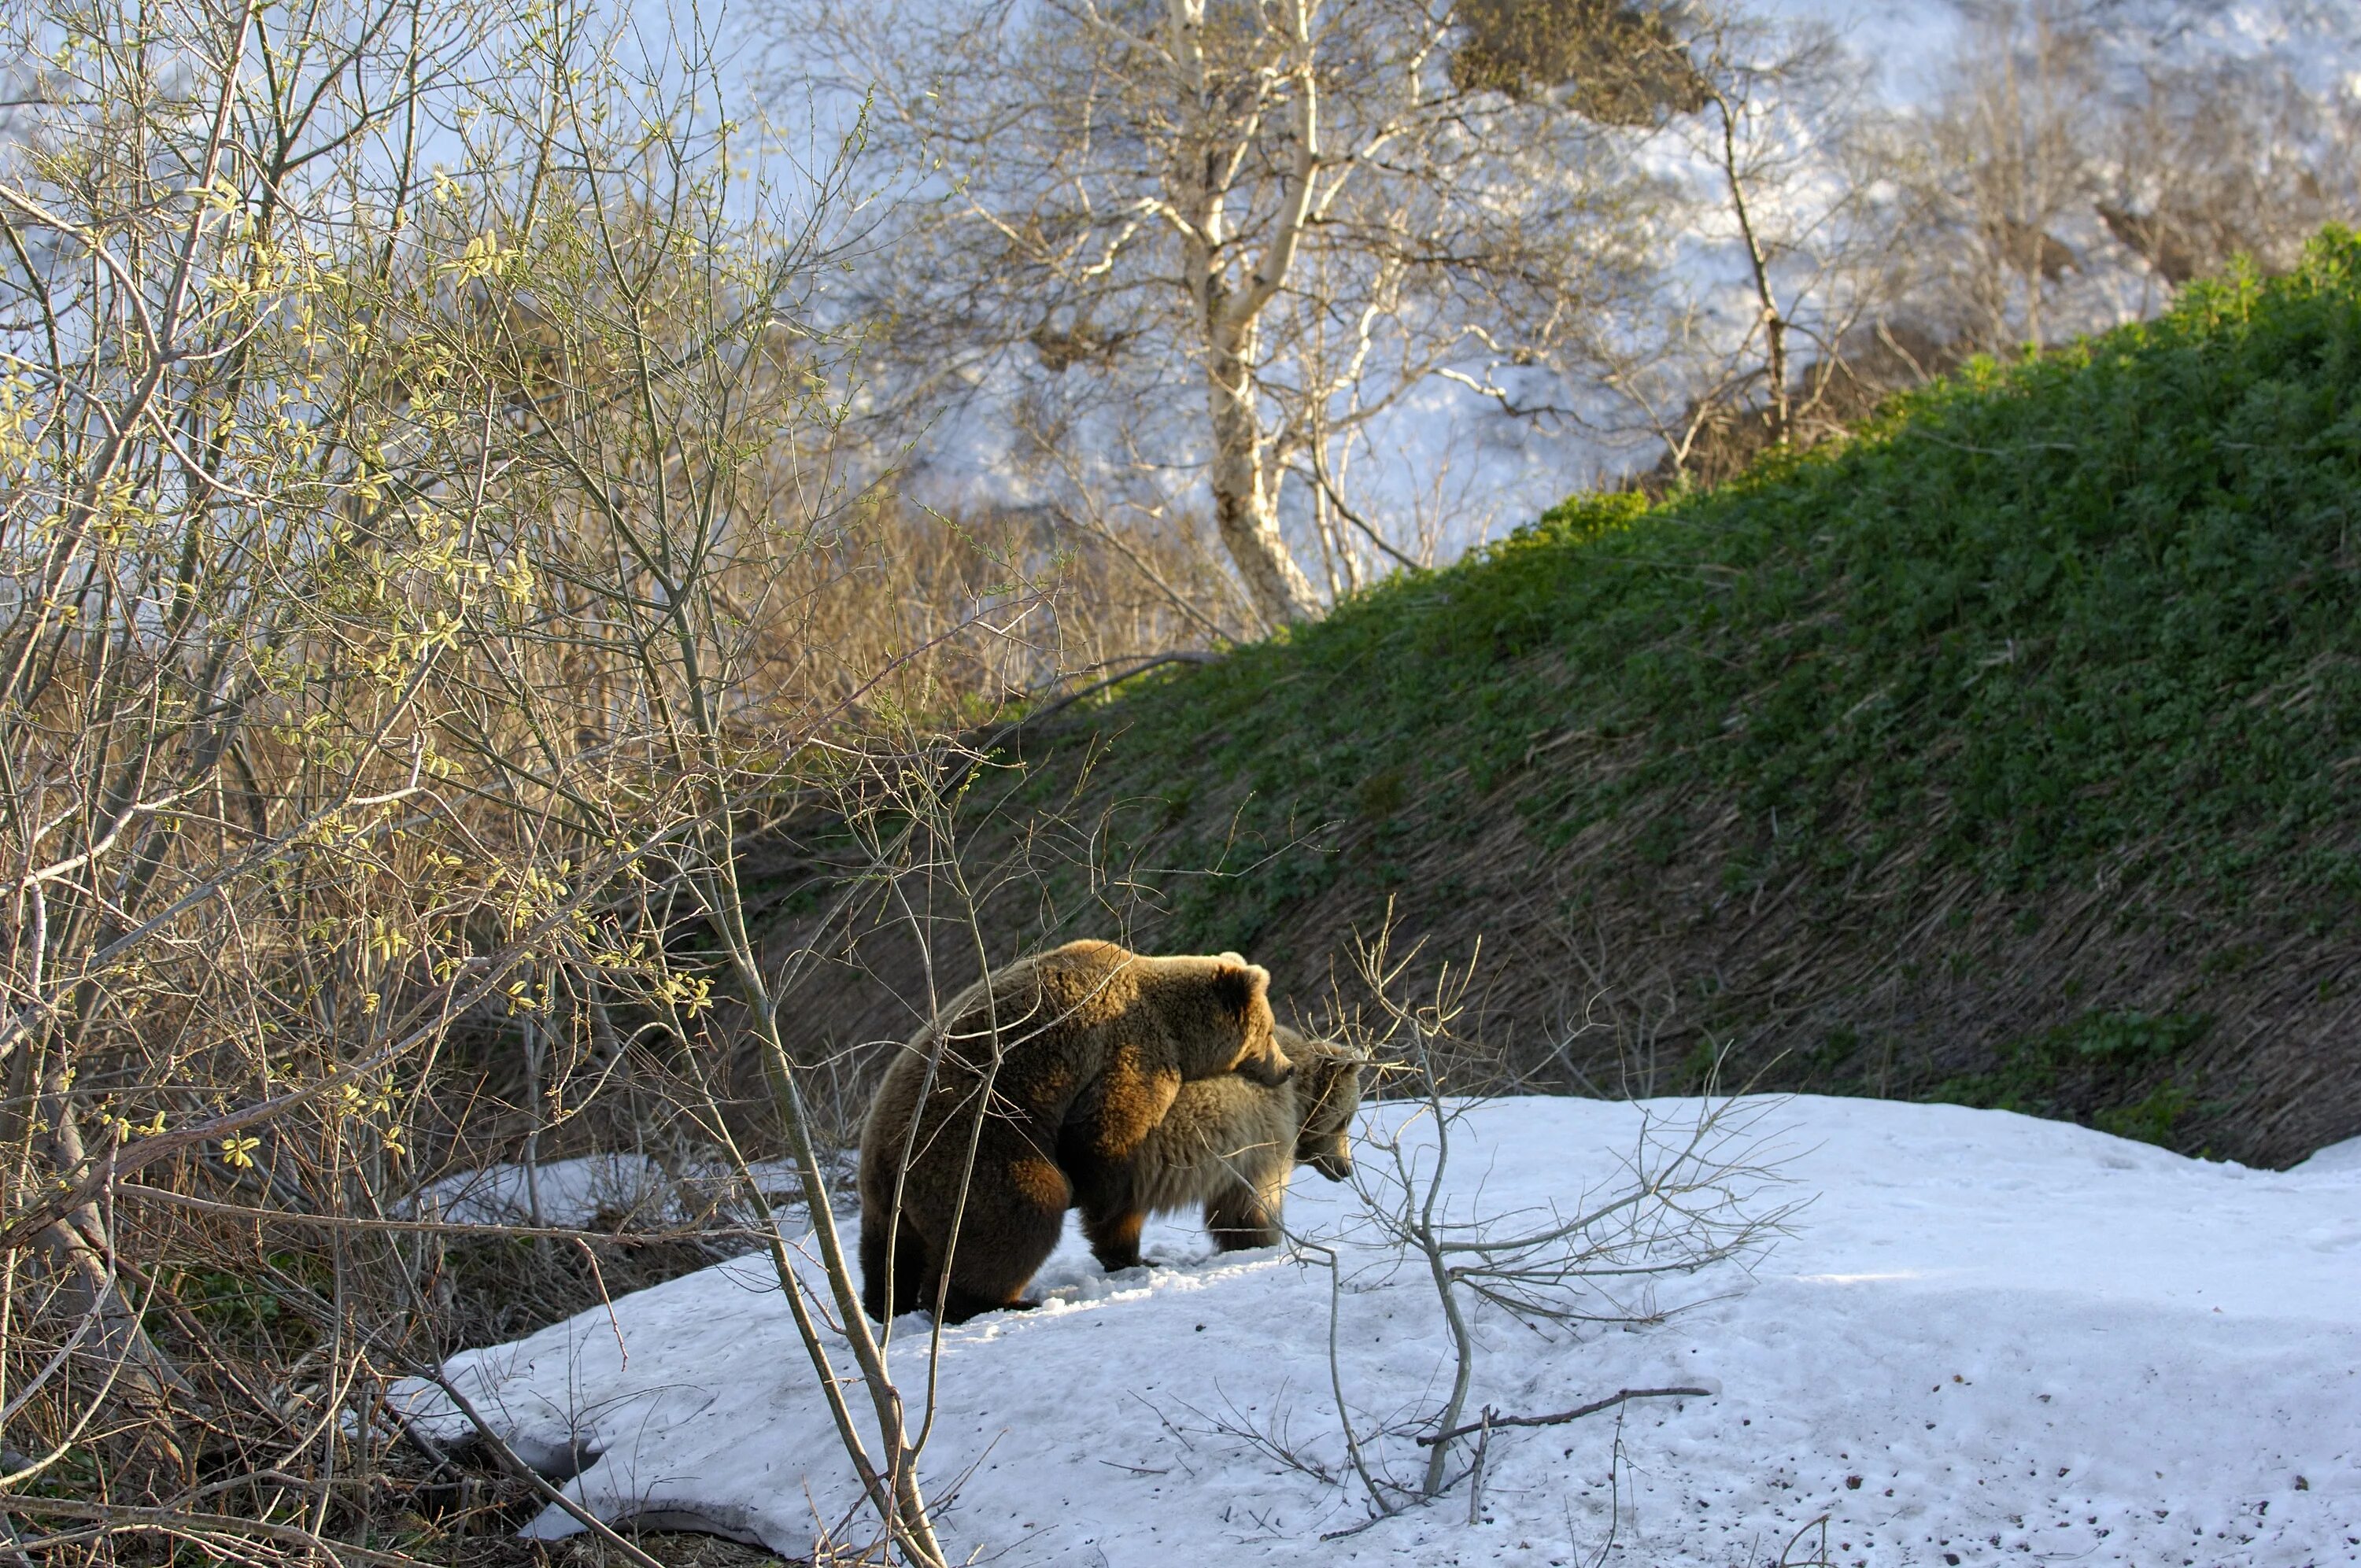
[
  {"left": 1302, "top": 909, "right": 1798, "bottom": 1523},
  {"left": 1624, "top": 0, "right": 2361, "bottom": 482},
  {"left": 0, "top": 0, "right": 1074, "bottom": 1557},
  {"left": 1894, "top": 0, "right": 2361, "bottom": 361},
  {"left": 1535, "top": 909, "right": 1685, "bottom": 1099},
  {"left": 1912, "top": 0, "right": 2104, "bottom": 353},
  {"left": 1450, "top": 0, "right": 1709, "bottom": 122},
  {"left": 2094, "top": 53, "right": 2361, "bottom": 295}
]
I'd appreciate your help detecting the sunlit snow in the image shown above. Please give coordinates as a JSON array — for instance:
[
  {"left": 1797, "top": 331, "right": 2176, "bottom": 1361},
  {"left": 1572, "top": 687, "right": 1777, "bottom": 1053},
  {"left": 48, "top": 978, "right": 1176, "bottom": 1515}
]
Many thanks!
[{"left": 391, "top": 1094, "right": 2361, "bottom": 1566}]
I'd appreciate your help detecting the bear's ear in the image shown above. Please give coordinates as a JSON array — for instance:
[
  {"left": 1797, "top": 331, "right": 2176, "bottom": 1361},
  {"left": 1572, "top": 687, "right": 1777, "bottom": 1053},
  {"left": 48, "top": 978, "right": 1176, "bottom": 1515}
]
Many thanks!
[
  {"left": 1305, "top": 1053, "right": 1354, "bottom": 1111},
  {"left": 1209, "top": 958, "right": 1269, "bottom": 1020}
]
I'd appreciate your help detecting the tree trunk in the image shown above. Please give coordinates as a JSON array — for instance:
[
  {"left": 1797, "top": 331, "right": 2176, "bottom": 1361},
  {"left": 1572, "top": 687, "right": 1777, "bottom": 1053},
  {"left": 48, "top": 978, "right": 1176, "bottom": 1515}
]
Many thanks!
[
  {"left": 1717, "top": 90, "right": 1790, "bottom": 447},
  {"left": 1169, "top": 0, "right": 1323, "bottom": 630},
  {"left": 1205, "top": 340, "right": 1320, "bottom": 628}
]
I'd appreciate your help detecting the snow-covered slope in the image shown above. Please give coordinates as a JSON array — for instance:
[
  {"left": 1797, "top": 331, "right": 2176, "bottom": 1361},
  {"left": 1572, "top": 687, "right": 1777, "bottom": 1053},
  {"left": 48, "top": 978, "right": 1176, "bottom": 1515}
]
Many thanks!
[{"left": 391, "top": 1096, "right": 2361, "bottom": 1566}]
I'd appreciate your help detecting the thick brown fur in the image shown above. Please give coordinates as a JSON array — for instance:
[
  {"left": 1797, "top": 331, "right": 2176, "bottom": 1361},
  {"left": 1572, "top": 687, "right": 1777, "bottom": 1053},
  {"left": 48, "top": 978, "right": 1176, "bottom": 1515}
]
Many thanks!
[
  {"left": 856, "top": 940, "right": 1291, "bottom": 1323},
  {"left": 1070, "top": 1026, "right": 1366, "bottom": 1271}
]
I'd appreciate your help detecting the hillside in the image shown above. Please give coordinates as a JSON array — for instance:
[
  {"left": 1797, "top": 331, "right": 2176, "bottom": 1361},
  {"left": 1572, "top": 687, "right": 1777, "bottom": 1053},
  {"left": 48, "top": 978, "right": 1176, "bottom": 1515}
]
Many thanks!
[{"left": 756, "top": 231, "right": 2361, "bottom": 1169}]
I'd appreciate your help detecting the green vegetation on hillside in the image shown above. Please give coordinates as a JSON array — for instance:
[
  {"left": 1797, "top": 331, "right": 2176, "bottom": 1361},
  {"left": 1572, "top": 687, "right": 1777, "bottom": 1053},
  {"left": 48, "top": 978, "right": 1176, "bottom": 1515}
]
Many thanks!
[
  {"left": 976, "top": 231, "right": 2361, "bottom": 1152},
  {"left": 1037, "top": 231, "right": 2361, "bottom": 924}
]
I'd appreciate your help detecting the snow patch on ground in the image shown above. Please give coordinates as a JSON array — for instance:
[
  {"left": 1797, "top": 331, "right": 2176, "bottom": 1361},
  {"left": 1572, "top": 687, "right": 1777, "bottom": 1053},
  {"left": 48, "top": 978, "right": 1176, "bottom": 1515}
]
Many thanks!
[
  {"left": 390, "top": 1096, "right": 2361, "bottom": 1566},
  {"left": 2295, "top": 1134, "right": 2361, "bottom": 1176},
  {"left": 412, "top": 1153, "right": 817, "bottom": 1228},
  {"left": 415, "top": 1153, "right": 674, "bottom": 1227}
]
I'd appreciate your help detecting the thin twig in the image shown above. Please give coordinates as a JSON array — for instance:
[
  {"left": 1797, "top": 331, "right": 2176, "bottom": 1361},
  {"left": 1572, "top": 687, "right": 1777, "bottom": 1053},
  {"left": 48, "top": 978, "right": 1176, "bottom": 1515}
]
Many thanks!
[
  {"left": 1417, "top": 1386, "right": 1712, "bottom": 1448},
  {"left": 113, "top": 1183, "right": 769, "bottom": 1244},
  {"left": 410, "top": 1369, "right": 671, "bottom": 1568},
  {"left": 1319, "top": 1511, "right": 1397, "bottom": 1543},
  {"left": 573, "top": 1237, "right": 629, "bottom": 1368},
  {"left": 1465, "top": 1409, "right": 1491, "bottom": 1524},
  {"left": 0, "top": 1496, "right": 433, "bottom": 1568}
]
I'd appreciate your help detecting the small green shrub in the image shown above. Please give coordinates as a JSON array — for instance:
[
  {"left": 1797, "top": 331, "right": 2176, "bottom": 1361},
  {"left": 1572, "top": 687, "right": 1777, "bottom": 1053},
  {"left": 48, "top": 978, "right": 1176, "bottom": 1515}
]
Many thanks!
[
  {"left": 1928, "top": 1009, "right": 2213, "bottom": 1142},
  {"left": 2096, "top": 1083, "right": 2199, "bottom": 1146}
]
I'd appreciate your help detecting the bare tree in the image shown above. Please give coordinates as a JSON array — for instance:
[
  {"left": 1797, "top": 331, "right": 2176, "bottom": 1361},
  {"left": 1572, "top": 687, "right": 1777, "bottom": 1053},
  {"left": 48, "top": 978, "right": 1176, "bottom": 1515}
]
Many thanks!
[
  {"left": 1514, "top": 6, "right": 1934, "bottom": 486},
  {"left": 1890, "top": 1, "right": 2361, "bottom": 366},
  {"left": 774, "top": 0, "right": 1665, "bottom": 628},
  {"left": 2093, "top": 52, "right": 2361, "bottom": 299},
  {"left": 1918, "top": 0, "right": 2101, "bottom": 355},
  {"left": 1301, "top": 912, "right": 1796, "bottom": 1525},
  {"left": 1684, "top": 10, "right": 1873, "bottom": 449}
]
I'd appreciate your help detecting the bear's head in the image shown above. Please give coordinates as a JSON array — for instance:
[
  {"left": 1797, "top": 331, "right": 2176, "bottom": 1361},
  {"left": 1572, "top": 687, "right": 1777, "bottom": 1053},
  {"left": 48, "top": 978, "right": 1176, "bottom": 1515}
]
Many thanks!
[{"left": 1288, "top": 1037, "right": 1366, "bottom": 1182}]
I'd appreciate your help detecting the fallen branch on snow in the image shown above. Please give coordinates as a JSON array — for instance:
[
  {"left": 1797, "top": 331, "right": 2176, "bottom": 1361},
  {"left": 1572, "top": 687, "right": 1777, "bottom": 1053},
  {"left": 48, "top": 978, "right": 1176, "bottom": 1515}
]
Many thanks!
[{"left": 1416, "top": 1386, "right": 1712, "bottom": 1448}]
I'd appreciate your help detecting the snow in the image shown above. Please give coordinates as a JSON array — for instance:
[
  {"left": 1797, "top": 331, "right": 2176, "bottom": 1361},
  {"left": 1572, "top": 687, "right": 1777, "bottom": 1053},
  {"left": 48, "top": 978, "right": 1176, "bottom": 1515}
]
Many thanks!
[
  {"left": 415, "top": 1153, "right": 674, "bottom": 1227},
  {"left": 2296, "top": 1136, "right": 2361, "bottom": 1176},
  {"left": 389, "top": 1095, "right": 2361, "bottom": 1566},
  {"left": 412, "top": 1153, "right": 814, "bottom": 1227}
]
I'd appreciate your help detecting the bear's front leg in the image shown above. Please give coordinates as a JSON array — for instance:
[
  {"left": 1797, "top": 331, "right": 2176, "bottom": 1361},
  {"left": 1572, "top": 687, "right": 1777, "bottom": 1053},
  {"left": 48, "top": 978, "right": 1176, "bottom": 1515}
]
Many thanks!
[
  {"left": 1062, "top": 1123, "right": 1154, "bottom": 1271},
  {"left": 1065, "top": 1058, "right": 1179, "bottom": 1166},
  {"left": 1060, "top": 1058, "right": 1177, "bottom": 1274},
  {"left": 1204, "top": 1174, "right": 1284, "bottom": 1251},
  {"left": 1081, "top": 1204, "right": 1151, "bottom": 1271}
]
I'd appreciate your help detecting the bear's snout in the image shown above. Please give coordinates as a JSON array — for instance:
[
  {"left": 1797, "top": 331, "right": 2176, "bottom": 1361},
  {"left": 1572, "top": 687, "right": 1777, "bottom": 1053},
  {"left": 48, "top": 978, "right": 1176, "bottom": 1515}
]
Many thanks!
[
  {"left": 1236, "top": 1034, "right": 1295, "bottom": 1087},
  {"left": 1239, "top": 1053, "right": 1295, "bottom": 1088},
  {"left": 1228, "top": 1015, "right": 1303, "bottom": 1090},
  {"left": 1308, "top": 1141, "right": 1353, "bottom": 1182}
]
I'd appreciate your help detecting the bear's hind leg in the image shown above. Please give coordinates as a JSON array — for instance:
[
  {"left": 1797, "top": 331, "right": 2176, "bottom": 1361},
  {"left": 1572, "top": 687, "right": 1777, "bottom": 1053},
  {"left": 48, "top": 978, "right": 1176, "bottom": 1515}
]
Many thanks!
[
  {"left": 936, "top": 1151, "right": 1068, "bottom": 1320},
  {"left": 859, "top": 1212, "right": 890, "bottom": 1321},
  {"left": 936, "top": 1282, "right": 1034, "bottom": 1323},
  {"left": 1205, "top": 1168, "right": 1284, "bottom": 1251},
  {"left": 861, "top": 1206, "right": 933, "bottom": 1321}
]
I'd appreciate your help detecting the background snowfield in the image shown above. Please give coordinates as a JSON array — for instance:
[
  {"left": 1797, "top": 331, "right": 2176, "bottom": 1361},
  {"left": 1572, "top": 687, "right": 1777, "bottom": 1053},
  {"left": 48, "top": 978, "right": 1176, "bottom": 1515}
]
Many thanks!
[
  {"left": 883, "top": 0, "right": 2361, "bottom": 566},
  {"left": 390, "top": 1097, "right": 2361, "bottom": 1566}
]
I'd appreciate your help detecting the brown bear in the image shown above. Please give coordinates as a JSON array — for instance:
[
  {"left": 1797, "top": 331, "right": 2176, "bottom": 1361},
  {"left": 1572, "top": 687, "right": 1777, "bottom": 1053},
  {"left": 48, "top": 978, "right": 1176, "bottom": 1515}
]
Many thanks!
[
  {"left": 1070, "top": 1026, "right": 1366, "bottom": 1271},
  {"left": 856, "top": 939, "right": 1291, "bottom": 1323}
]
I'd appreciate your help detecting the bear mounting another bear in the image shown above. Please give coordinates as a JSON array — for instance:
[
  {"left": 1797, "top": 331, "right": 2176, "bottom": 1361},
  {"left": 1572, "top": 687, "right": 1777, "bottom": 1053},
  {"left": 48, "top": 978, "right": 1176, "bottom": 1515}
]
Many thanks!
[
  {"left": 856, "top": 939, "right": 1292, "bottom": 1324},
  {"left": 1067, "top": 1024, "right": 1368, "bottom": 1272}
]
